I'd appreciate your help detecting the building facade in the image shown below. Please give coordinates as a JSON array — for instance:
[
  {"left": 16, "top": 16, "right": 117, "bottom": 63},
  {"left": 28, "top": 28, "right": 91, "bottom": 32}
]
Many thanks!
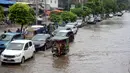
[
  {"left": 11, "top": 0, "right": 58, "bottom": 9},
  {"left": 58, "top": 0, "right": 88, "bottom": 10}
]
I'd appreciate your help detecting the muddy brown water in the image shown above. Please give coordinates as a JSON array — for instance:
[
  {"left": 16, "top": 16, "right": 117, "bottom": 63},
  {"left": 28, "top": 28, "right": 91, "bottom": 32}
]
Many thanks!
[{"left": 0, "top": 13, "right": 130, "bottom": 73}]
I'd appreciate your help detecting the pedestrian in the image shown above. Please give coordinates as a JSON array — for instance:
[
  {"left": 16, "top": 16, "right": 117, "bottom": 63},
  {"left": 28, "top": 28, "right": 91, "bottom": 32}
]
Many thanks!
[
  {"left": 8, "top": 29, "right": 11, "bottom": 32},
  {"left": 4, "top": 30, "right": 6, "bottom": 33},
  {"left": 16, "top": 28, "right": 20, "bottom": 33}
]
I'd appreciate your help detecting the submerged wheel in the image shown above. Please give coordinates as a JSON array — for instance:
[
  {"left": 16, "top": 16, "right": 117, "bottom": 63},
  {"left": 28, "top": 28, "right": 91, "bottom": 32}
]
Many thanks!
[
  {"left": 44, "top": 45, "right": 47, "bottom": 51},
  {"left": 21, "top": 57, "right": 25, "bottom": 64},
  {"left": 1, "top": 62, "right": 5, "bottom": 65}
]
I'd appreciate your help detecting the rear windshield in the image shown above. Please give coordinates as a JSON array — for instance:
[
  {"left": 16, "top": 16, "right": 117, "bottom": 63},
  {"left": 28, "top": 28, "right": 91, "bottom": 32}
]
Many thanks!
[
  {"left": 6, "top": 43, "right": 24, "bottom": 50},
  {"left": 0, "top": 34, "right": 13, "bottom": 41}
]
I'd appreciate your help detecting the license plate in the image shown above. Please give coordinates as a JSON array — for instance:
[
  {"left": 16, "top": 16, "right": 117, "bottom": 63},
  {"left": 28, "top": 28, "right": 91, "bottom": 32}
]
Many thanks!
[{"left": 6, "top": 58, "right": 12, "bottom": 60}]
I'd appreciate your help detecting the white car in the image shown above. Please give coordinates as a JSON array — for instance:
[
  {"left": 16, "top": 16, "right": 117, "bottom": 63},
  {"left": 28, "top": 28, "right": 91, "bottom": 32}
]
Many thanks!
[
  {"left": 1, "top": 40, "right": 35, "bottom": 64},
  {"left": 65, "top": 25, "right": 78, "bottom": 34},
  {"left": 95, "top": 15, "right": 102, "bottom": 22},
  {"left": 87, "top": 17, "right": 96, "bottom": 24},
  {"left": 76, "top": 19, "right": 83, "bottom": 27},
  {"left": 109, "top": 14, "right": 114, "bottom": 18},
  {"left": 66, "top": 22, "right": 78, "bottom": 27},
  {"left": 116, "top": 12, "right": 123, "bottom": 16}
]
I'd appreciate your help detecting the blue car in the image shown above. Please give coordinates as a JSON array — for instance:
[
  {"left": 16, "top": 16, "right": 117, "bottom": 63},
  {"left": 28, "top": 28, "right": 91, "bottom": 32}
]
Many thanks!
[{"left": 0, "top": 32, "right": 24, "bottom": 54}]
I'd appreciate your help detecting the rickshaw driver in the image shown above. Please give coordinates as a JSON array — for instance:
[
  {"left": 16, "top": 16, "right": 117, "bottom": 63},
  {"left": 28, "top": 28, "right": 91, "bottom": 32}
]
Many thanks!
[{"left": 55, "top": 41, "right": 66, "bottom": 55}]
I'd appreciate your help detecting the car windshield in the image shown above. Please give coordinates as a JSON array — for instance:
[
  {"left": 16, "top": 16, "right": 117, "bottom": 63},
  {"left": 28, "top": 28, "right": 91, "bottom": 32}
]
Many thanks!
[
  {"left": 77, "top": 20, "right": 82, "bottom": 23},
  {"left": 32, "top": 35, "right": 47, "bottom": 41},
  {"left": 0, "top": 34, "right": 13, "bottom": 41},
  {"left": 66, "top": 25, "right": 74, "bottom": 28},
  {"left": 67, "top": 23, "right": 75, "bottom": 25},
  {"left": 57, "top": 27, "right": 66, "bottom": 30},
  {"left": 55, "top": 32, "right": 66, "bottom": 37},
  {"left": 6, "top": 43, "right": 24, "bottom": 50},
  {"left": 88, "top": 17, "right": 94, "bottom": 20}
]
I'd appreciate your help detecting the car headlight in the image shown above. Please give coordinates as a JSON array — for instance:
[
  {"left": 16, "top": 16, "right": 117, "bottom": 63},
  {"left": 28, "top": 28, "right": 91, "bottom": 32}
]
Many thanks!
[
  {"left": 1, "top": 53, "right": 4, "bottom": 57},
  {"left": 15, "top": 54, "right": 21, "bottom": 57}
]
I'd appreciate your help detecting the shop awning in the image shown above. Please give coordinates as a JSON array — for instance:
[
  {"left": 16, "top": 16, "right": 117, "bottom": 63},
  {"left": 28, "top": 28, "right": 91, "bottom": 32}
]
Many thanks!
[{"left": 0, "top": 0, "right": 16, "bottom": 4}]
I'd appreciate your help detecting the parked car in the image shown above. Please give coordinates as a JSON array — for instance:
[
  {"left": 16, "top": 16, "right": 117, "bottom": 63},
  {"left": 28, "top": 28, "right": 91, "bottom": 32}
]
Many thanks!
[
  {"left": 87, "top": 16, "right": 96, "bottom": 24},
  {"left": 76, "top": 19, "right": 83, "bottom": 28},
  {"left": 32, "top": 34, "right": 52, "bottom": 51},
  {"left": 0, "top": 33, "right": 24, "bottom": 54},
  {"left": 66, "top": 22, "right": 78, "bottom": 27},
  {"left": 109, "top": 13, "right": 114, "bottom": 18},
  {"left": 55, "top": 30, "right": 74, "bottom": 42},
  {"left": 65, "top": 25, "right": 78, "bottom": 34},
  {"left": 95, "top": 15, "right": 102, "bottom": 22},
  {"left": 52, "top": 26, "right": 71, "bottom": 35},
  {"left": 1, "top": 40, "right": 35, "bottom": 64},
  {"left": 25, "top": 25, "right": 46, "bottom": 39},
  {"left": 116, "top": 12, "right": 123, "bottom": 16}
]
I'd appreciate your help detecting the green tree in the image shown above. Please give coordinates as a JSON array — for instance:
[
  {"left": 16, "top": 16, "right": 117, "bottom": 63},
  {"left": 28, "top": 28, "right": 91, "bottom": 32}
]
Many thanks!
[
  {"left": 0, "top": 6, "right": 4, "bottom": 22},
  {"left": 61, "top": 11, "right": 77, "bottom": 22},
  {"left": 85, "top": 0, "right": 103, "bottom": 15},
  {"left": 71, "top": 7, "right": 91, "bottom": 21},
  {"left": 8, "top": 3, "right": 36, "bottom": 32},
  {"left": 50, "top": 14, "right": 61, "bottom": 22},
  {"left": 71, "top": 8, "right": 83, "bottom": 17},
  {"left": 103, "top": 0, "right": 118, "bottom": 13}
]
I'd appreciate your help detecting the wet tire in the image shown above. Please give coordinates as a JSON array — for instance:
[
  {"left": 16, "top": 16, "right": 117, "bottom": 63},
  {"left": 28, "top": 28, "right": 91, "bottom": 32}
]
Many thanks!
[
  {"left": 44, "top": 45, "right": 47, "bottom": 51},
  {"left": 75, "top": 30, "right": 78, "bottom": 34},
  {"left": 72, "top": 36, "right": 75, "bottom": 42},
  {"left": 21, "top": 57, "right": 25, "bottom": 64},
  {"left": 1, "top": 62, "right": 5, "bottom": 65},
  {"left": 31, "top": 52, "right": 35, "bottom": 58}
]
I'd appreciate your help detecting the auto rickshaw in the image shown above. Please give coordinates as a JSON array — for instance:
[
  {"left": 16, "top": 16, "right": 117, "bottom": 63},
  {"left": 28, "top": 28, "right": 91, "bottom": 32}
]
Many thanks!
[
  {"left": 51, "top": 36, "right": 69, "bottom": 57},
  {"left": 25, "top": 25, "right": 46, "bottom": 39}
]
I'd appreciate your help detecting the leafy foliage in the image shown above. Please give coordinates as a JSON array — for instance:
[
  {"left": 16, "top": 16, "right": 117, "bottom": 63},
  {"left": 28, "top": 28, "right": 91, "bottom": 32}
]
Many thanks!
[
  {"left": 61, "top": 11, "right": 77, "bottom": 22},
  {"left": 0, "top": 6, "right": 4, "bottom": 22},
  {"left": 8, "top": 3, "right": 36, "bottom": 32},
  {"left": 50, "top": 14, "right": 61, "bottom": 22},
  {"left": 71, "top": 8, "right": 83, "bottom": 17}
]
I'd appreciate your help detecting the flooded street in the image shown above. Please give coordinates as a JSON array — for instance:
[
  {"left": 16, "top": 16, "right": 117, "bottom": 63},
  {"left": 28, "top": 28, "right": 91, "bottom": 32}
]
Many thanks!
[{"left": 1, "top": 13, "right": 130, "bottom": 73}]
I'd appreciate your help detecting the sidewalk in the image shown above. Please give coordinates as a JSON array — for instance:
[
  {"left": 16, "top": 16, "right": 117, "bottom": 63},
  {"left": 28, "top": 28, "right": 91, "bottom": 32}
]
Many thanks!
[{"left": 0, "top": 24, "right": 20, "bottom": 33}]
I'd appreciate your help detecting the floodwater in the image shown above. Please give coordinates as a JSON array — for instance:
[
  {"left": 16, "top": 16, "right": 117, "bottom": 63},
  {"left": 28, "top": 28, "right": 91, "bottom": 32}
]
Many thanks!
[{"left": 1, "top": 13, "right": 130, "bottom": 73}]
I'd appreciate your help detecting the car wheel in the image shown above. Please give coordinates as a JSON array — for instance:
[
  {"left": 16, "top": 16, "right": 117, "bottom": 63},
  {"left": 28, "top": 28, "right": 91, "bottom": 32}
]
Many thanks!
[
  {"left": 1, "top": 62, "right": 5, "bottom": 65},
  {"left": 31, "top": 52, "right": 35, "bottom": 58},
  {"left": 21, "top": 57, "right": 25, "bottom": 64},
  {"left": 75, "top": 30, "right": 78, "bottom": 34},
  {"left": 70, "top": 36, "right": 74, "bottom": 42},
  {"left": 44, "top": 45, "right": 47, "bottom": 51}
]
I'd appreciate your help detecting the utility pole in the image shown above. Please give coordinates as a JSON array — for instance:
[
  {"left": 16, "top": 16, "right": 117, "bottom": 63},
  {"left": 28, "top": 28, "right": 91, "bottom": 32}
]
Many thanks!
[
  {"left": 44, "top": 0, "right": 47, "bottom": 23},
  {"left": 35, "top": 0, "right": 39, "bottom": 25},
  {"left": 68, "top": 0, "right": 70, "bottom": 11},
  {"left": 82, "top": 0, "right": 84, "bottom": 10}
]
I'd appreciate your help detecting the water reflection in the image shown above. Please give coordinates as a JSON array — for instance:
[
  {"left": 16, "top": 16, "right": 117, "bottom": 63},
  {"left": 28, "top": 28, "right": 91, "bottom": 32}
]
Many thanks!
[{"left": 52, "top": 56, "right": 69, "bottom": 69}]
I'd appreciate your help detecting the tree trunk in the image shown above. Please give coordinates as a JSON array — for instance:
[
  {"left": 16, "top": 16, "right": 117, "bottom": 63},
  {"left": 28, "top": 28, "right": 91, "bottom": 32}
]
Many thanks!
[{"left": 20, "top": 24, "right": 23, "bottom": 33}]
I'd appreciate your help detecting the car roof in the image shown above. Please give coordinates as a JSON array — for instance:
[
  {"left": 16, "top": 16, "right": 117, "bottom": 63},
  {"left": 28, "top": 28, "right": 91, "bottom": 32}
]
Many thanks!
[
  {"left": 4, "top": 32, "right": 21, "bottom": 36},
  {"left": 59, "top": 30, "right": 71, "bottom": 33},
  {"left": 36, "top": 34, "right": 50, "bottom": 36},
  {"left": 77, "top": 19, "right": 82, "bottom": 21},
  {"left": 34, "top": 34, "right": 50, "bottom": 37},
  {"left": 11, "top": 40, "right": 31, "bottom": 44},
  {"left": 66, "top": 24, "right": 75, "bottom": 27},
  {"left": 67, "top": 22, "right": 77, "bottom": 24}
]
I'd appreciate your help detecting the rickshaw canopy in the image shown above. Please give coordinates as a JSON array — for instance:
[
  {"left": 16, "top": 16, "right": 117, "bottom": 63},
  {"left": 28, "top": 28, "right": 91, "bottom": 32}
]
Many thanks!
[{"left": 27, "top": 25, "right": 44, "bottom": 32}]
